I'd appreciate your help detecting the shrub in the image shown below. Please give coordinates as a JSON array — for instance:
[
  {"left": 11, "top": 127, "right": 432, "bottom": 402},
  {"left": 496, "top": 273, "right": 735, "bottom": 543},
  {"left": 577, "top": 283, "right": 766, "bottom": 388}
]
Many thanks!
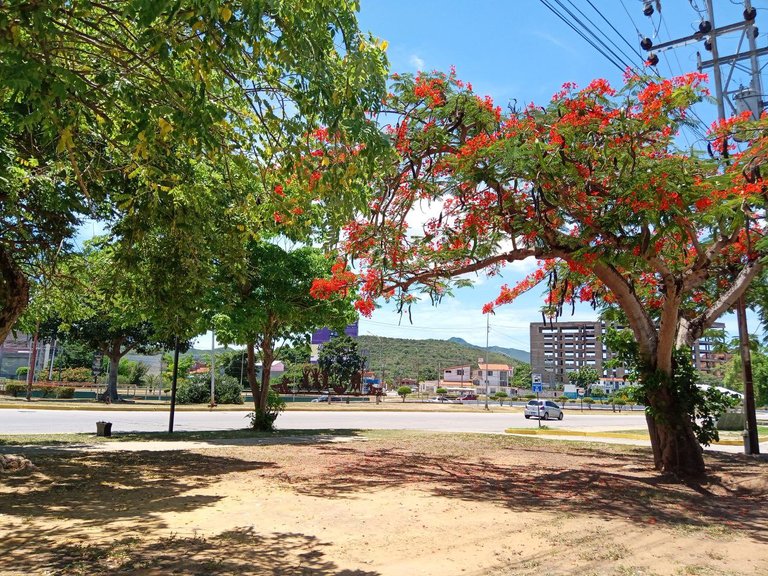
[
  {"left": 435, "top": 387, "right": 448, "bottom": 395},
  {"left": 59, "top": 367, "right": 93, "bottom": 383},
  {"left": 583, "top": 397, "right": 595, "bottom": 409},
  {"left": 4, "top": 383, "right": 26, "bottom": 396},
  {"left": 216, "top": 376, "right": 244, "bottom": 405},
  {"left": 55, "top": 386, "right": 75, "bottom": 399},
  {"left": 35, "top": 384, "right": 57, "bottom": 398},
  {"left": 15, "top": 367, "right": 28, "bottom": 380},
  {"left": 524, "top": 393, "right": 536, "bottom": 399},
  {"left": 175, "top": 379, "right": 209, "bottom": 404},
  {"left": 247, "top": 389, "right": 285, "bottom": 431}
]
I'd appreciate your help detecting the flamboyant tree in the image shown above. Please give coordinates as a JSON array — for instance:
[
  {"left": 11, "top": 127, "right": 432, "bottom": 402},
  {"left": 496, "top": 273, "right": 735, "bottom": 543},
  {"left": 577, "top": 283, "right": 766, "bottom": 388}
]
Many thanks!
[{"left": 316, "top": 69, "right": 767, "bottom": 477}]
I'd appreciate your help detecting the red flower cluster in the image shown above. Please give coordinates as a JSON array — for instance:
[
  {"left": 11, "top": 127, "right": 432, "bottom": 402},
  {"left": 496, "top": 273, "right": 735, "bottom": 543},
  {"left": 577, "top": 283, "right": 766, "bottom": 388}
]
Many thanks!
[{"left": 309, "top": 262, "right": 357, "bottom": 300}]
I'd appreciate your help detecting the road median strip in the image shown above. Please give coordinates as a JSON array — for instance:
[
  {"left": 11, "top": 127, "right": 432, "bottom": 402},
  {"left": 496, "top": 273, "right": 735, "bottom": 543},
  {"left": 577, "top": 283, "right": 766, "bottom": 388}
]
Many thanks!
[{"left": 504, "top": 428, "right": 765, "bottom": 445}]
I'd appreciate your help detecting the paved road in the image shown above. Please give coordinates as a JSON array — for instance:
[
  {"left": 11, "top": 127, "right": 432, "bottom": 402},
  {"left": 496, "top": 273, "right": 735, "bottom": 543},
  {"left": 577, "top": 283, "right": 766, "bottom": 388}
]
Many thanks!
[
  {"left": 0, "top": 407, "right": 646, "bottom": 435},
  {"left": 2, "top": 408, "right": 764, "bottom": 454}
]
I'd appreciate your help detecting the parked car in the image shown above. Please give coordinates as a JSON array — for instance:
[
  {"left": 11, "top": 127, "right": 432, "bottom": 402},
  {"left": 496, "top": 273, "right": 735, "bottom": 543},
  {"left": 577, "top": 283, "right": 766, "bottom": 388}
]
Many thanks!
[
  {"left": 458, "top": 394, "right": 478, "bottom": 402},
  {"left": 426, "top": 397, "right": 452, "bottom": 403},
  {"left": 524, "top": 399, "right": 563, "bottom": 420},
  {"left": 311, "top": 396, "right": 343, "bottom": 403}
]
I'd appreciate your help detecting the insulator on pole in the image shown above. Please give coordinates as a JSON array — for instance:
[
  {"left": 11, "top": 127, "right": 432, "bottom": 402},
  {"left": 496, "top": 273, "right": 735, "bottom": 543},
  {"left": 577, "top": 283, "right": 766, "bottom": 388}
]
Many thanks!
[
  {"left": 640, "top": 37, "right": 653, "bottom": 51},
  {"left": 699, "top": 20, "right": 712, "bottom": 34},
  {"left": 744, "top": 7, "right": 757, "bottom": 22},
  {"left": 647, "top": 52, "right": 659, "bottom": 66},
  {"left": 643, "top": 2, "right": 654, "bottom": 17}
]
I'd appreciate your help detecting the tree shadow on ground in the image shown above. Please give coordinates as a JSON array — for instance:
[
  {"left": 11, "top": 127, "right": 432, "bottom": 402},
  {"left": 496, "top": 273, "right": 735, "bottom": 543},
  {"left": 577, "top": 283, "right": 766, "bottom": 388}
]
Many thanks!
[
  {"left": 0, "top": 449, "right": 274, "bottom": 569},
  {"left": 287, "top": 442, "right": 768, "bottom": 542},
  {"left": 6, "top": 526, "right": 380, "bottom": 575}
]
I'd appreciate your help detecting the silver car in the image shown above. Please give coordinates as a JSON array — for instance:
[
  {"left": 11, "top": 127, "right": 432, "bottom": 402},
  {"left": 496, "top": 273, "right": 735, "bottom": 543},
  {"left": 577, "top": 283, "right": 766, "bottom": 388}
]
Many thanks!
[{"left": 524, "top": 399, "right": 563, "bottom": 420}]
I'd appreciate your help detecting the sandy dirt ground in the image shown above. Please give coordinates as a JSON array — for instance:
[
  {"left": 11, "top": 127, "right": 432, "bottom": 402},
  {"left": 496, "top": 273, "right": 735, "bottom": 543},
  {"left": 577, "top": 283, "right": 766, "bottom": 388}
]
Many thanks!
[{"left": 1, "top": 431, "right": 767, "bottom": 576}]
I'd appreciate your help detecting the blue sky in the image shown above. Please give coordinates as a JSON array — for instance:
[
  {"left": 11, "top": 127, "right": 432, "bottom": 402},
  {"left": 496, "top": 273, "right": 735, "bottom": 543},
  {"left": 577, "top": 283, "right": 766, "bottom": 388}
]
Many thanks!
[
  {"left": 75, "top": 2, "right": 766, "bottom": 351},
  {"left": 355, "top": 0, "right": 767, "bottom": 349}
]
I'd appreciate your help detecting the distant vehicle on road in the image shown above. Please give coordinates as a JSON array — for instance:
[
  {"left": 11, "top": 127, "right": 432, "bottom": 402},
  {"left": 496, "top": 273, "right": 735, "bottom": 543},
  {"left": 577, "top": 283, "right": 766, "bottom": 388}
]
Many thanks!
[
  {"left": 696, "top": 384, "right": 743, "bottom": 401},
  {"left": 458, "top": 394, "right": 478, "bottom": 402},
  {"left": 311, "top": 396, "right": 343, "bottom": 403},
  {"left": 524, "top": 399, "right": 564, "bottom": 420}
]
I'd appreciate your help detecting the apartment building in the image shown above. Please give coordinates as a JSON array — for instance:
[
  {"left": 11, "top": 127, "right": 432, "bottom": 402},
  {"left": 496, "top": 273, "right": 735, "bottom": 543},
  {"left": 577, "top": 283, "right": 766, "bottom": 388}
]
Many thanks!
[{"left": 530, "top": 321, "right": 727, "bottom": 387}]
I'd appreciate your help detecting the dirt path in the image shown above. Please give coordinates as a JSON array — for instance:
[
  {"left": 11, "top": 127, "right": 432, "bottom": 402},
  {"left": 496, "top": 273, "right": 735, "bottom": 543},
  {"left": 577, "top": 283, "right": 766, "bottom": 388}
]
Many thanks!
[{"left": 2, "top": 431, "right": 767, "bottom": 575}]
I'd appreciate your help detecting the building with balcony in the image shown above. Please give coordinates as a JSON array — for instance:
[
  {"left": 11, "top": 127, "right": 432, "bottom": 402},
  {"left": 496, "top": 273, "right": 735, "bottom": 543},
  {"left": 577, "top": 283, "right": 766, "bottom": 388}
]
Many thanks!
[{"left": 530, "top": 321, "right": 727, "bottom": 388}]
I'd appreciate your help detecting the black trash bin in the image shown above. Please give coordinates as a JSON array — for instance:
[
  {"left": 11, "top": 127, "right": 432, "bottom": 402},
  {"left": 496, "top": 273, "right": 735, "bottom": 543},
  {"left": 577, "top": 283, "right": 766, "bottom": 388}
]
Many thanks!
[{"left": 96, "top": 421, "right": 112, "bottom": 437}]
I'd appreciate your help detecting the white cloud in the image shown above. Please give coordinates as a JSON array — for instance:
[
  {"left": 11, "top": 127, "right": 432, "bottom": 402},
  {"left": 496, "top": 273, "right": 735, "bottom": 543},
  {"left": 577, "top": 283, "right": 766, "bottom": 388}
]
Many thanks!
[{"left": 409, "top": 54, "right": 425, "bottom": 71}]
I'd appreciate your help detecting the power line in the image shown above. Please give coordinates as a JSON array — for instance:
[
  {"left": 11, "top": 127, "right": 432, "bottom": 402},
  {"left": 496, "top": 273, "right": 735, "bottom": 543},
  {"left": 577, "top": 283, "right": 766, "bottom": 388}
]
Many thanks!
[
  {"left": 584, "top": 0, "right": 646, "bottom": 61},
  {"left": 539, "top": 0, "right": 630, "bottom": 73},
  {"left": 562, "top": 0, "right": 644, "bottom": 68}
]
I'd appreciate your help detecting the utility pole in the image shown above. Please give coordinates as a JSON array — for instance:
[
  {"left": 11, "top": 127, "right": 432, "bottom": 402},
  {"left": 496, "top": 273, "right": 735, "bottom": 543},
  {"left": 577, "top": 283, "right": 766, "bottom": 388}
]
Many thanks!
[
  {"left": 209, "top": 330, "right": 216, "bottom": 408},
  {"left": 484, "top": 313, "right": 490, "bottom": 411},
  {"left": 640, "top": 1, "right": 761, "bottom": 454}
]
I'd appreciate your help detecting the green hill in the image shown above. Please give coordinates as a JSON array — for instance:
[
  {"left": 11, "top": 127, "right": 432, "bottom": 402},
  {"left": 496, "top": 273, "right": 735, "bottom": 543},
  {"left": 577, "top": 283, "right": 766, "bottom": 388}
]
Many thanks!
[
  {"left": 357, "top": 335, "right": 530, "bottom": 387},
  {"left": 448, "top": 337, "right": 530, "bottom": 363}
]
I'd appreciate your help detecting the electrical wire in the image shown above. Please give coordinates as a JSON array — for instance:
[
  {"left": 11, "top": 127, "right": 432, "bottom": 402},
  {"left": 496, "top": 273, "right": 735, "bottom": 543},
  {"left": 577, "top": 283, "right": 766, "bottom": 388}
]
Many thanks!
[
  {"left": 563, "top": 0, "right": 644, "bottom": 68},
  {"left": 539, "top": 0, "right": 629, "bottom": 74},
  {"left": 553, "top": 0, "right": 642, "bottom": 72},
  {"left": 584, "top": 0, "right": 645, "bottom": 61}
]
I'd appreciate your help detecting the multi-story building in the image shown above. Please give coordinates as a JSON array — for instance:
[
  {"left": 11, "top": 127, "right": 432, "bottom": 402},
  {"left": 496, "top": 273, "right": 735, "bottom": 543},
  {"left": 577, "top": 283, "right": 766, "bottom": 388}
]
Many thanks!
[
  {"left": 0, "top": 333, "right": 33, "bottom": 380},
  {"left": 530, "top": 321, "right": 727, "bottom": 388},
  {"left": 441, "top": 364, "right": 472, "bottom": 386},
  {"left": 473, "top": 361, "right": 514, "bottom": 395}
]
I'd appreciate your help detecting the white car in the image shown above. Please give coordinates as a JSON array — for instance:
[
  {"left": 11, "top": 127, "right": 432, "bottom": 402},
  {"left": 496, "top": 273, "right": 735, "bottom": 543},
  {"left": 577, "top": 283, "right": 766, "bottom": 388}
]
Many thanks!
[{"left": 524, "top": 399, "right": 563, "bottom": 420}]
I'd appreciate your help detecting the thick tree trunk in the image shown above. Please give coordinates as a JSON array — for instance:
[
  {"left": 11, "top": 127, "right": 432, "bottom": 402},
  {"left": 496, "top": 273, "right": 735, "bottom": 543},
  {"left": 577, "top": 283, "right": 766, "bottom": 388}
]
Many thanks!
[
  {"left": 99, "top": 340, "right": 122, "bottom": 403},
  {"left": 246, "top": 341, "right": 259, "bottom": 411},
  {"left": 259, "top": 332, "right": 274, "bottom": 412},
  {"left": 0, "top": 245, "right": 29, "bottom": 344},
  {"left": 645, "top": 386, "right": 705, "bottom": 477},
  {"left": 25, "top": 330, "right": 39, "bottom": 401}
]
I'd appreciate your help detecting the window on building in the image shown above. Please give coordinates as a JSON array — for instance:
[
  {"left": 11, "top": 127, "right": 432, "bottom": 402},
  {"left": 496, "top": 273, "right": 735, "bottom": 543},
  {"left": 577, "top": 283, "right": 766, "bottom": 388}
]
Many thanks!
[{"left": 487, "top": 370, "right": 494, "bottom": 376}]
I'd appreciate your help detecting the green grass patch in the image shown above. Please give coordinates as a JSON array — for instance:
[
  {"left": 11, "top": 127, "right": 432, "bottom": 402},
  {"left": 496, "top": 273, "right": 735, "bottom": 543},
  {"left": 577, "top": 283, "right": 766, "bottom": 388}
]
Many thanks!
[{"left": 505, "top": 428, "right": 650, "bottom": 440}]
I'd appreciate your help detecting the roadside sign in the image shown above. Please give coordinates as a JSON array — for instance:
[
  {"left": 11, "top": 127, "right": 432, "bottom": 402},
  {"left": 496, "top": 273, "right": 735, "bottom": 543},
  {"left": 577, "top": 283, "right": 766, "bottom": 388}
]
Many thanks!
[
  {"left": 532, "top": 373, "right": 542, "bottom": 384},
  {"left": 532, "top": 383, "right": 543, "bottom": 393}
]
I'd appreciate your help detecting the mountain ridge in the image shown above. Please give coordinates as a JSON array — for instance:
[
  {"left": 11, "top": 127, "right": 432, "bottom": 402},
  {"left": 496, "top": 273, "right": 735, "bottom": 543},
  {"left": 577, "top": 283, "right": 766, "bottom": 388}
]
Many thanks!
[{"left": 447, "top": 337, "right": 530, "bottom": 363}]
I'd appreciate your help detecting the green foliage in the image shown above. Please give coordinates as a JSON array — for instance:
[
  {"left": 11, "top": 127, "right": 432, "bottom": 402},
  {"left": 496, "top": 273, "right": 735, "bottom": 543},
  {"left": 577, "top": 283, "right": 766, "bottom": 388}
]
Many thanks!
[
  {"left": 435, "top": 387, "right": 448, "bottom": 395},
  {"left": 119, "top": 359, "right": 149, "bottom": 386},
  {"left": 567, "top": 366, "right": 600, "bottom": 391},
  {"left": 215, "top": 377, "right": 244, "bottom": 405},
  {"left": 396, "top": 386, "right": 412, "bottom": 402},
  {"left": 605, "top": 328, "right": 732, "bottom": 446},
  {"left": 247, "top": 389, "right": 286, "bottom": 431},
  {"left": 356, "top": 335, "right": 527, "bottom": 383},
  {"left": 494, "top": 390, "right": 508, "bottom": 405},
  {"left": 722, "top": 344, "right": 768, "bottom": 407},
  {"left": 318, "top": 335, "right": 366, "bottom": 390},
  {"left": 14, "top": 366, "right": 27, "bottom": 380},
  {"left": 3, "top": 383, "right": 75, "bottom": 398},
  {"left": 177, "top": 375, "right": 244, "bottom": 405},
  {"left": 162, "top": 353, "right": 195, "bottom": 381},
  {"left": 583, "top": 397, "right": 595, "bottom": 408},
  {"left": 53, "top": 341, "right": 95, "bottom": 369},
  {"left": 4, "top": 383, "right": 25, "bottom": 396},
  {"left": 57, "top": 367, "right": 93, "bottom": 383},
  {"left": 175, "top": 379, "right": 208, "bottom": 405}
]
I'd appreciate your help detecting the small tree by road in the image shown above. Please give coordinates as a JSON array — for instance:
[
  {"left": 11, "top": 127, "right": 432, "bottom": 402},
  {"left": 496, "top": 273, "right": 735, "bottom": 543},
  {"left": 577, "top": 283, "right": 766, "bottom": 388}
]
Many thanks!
[
  {"left": 495, "top": 391, "right": 508, "bottom": 406},
  {"left": 397, "top": 386, "right": 412, "bottom": 402}
]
